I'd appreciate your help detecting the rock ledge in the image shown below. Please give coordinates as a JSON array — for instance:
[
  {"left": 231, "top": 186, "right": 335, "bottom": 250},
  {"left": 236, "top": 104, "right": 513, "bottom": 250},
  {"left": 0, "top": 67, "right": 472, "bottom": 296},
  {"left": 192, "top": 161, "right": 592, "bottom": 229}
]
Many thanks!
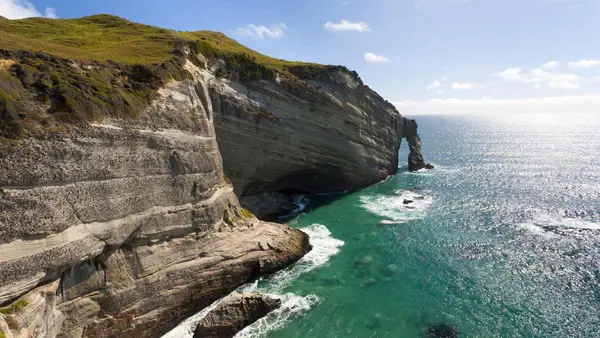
[{"left": 194, "top": 293, "right": 281, "bottom": 338}]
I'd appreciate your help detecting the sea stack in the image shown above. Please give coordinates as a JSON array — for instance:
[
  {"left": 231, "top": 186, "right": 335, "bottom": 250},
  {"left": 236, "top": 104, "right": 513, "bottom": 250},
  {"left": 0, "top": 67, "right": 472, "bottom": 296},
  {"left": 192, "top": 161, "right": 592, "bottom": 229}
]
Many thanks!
[{"left": 403, "top": 117, "right": 434, "bottom": 171}]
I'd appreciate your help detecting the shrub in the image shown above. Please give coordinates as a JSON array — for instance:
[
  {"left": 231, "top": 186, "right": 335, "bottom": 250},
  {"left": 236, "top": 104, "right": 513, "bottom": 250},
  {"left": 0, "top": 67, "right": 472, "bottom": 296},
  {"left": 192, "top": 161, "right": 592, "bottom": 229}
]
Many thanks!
[
  {"left": 0, "top": 299, "right": 28, "bottom": 315},
  {"left": 241, "top": 208, "right": 254, "bottom": 219}
]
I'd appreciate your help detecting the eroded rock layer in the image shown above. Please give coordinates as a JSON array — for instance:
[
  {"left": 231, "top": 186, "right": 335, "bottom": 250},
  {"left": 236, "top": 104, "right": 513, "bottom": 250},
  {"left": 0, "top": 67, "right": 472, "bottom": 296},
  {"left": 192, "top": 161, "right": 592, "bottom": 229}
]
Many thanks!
[
  {"left": 210, "top": 66, "right": 405, "bottom": 217},
  {"left": 0, "top": 57, "right": 309, "bottom": 338}
]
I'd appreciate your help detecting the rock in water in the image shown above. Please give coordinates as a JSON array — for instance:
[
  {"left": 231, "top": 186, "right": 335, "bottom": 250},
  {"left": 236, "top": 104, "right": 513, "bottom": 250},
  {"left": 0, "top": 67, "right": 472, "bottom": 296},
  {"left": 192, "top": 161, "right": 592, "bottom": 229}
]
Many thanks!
[
  {"left": 403, "top": 118, "right": 433, "bottom": 171},
  {"left": 427, "top": 323, "right": 459, "bottom": 338},
  {"left": 193, "top": 293, "right": 281, "bottom": 338}
]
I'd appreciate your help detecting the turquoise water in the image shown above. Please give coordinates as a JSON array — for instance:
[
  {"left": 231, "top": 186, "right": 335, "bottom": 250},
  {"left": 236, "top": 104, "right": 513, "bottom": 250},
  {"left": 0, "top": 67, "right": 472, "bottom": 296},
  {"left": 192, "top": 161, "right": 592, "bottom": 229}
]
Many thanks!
[{"left": 235, "top": 113, "right": 600, "bottom": 338}]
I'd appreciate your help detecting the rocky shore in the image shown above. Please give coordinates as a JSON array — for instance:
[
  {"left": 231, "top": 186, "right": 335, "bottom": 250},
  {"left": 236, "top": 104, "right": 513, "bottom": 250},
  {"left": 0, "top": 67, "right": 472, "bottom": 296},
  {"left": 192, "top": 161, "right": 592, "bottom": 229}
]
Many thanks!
[
  {"left": 0, "top": 14, "right": 429, "bottom": 338},
  {"left": 193, "top": 293, "right": 281, "bottom": 338}
]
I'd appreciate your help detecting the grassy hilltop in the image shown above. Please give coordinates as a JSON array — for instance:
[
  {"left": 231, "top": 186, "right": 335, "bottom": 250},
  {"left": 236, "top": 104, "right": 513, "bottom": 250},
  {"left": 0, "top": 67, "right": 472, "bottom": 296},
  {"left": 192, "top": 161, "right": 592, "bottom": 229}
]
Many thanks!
[
  {"left": 0, "top": 14, "right": 319, "bottom": 71},
  {"left": 0, "top": 14, "right": 323, "bottom": 139}
]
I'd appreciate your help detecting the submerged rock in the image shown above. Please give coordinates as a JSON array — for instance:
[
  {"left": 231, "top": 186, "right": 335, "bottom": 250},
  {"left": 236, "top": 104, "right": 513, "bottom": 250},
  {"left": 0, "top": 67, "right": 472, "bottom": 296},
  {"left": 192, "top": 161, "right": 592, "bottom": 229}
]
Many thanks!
[
  {"left": 427, "top": 323, "right": 459, "bottom": 338},
  {"left": 367, "top": 313, "right": 383, "bottom": 329},
  {"left": 361, "top": 277, "right": 377, "bottom": 288},
  {"left": 194, "top": 293, "right": 281, "bottom": 338},
  {"left": 387, "top": 264, "right": 399, "bottom": 273},
  {"left": 354, "top": 255, "right": 374, "bottom": 268},
  {"left": 403, "top": 199, "right": 414, "bottom": 205}
]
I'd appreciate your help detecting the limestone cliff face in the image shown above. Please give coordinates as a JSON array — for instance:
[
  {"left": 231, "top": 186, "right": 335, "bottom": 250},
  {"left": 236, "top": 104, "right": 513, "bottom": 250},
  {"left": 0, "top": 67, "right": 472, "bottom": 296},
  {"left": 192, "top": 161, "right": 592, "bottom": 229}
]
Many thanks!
[
  {"left": 0, "top": 56, "right": 309, "bottom": 338},
  {"left": 0, "top": 14, "right": 414, "bottom": 336},
  {"left": 209, "top": 66, "right": 405, "bottom": 219}
]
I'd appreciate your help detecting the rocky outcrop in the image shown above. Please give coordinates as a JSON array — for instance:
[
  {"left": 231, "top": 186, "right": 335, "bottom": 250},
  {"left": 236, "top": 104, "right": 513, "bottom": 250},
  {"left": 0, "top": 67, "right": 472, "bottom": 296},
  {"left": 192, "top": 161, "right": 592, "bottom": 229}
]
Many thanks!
[
  {"left": 403, "top": 118, "right": 433, "bottom": 172},
  {"left": 0, "top": 54, "right": 310, "bottom": 338},
  {"left": 193, "top": 293, "right": 280, "bottom": 338},
  {"left": 0, "top": 14, "right": 423, "bottom": 337},
  {"left": 210, "top": 66, "right": 405, "bottom": 218}
]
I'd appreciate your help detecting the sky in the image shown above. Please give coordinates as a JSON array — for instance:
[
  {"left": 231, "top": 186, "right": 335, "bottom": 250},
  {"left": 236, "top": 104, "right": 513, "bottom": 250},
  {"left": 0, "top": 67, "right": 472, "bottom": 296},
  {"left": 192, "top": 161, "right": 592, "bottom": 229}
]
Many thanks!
[{"left": 1, "top": 0, "right": 600, "bottom": 115}]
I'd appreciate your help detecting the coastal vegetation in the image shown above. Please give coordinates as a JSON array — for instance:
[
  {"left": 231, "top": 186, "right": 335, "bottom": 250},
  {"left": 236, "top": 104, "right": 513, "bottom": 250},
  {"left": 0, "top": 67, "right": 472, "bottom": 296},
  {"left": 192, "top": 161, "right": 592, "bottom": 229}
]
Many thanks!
[{"left": 0, "top": 14, "right": 324, "bottom": 140}]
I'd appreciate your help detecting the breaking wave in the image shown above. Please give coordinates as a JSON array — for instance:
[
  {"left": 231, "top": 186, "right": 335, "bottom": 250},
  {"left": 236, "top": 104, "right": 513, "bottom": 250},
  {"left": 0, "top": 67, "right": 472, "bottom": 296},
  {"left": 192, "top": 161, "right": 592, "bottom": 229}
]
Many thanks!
[
  {"left": 360, "top": 190, "right": 433, "bottom": 224},
  {"left": 162, "top": 224, "right": 343, "bottom": 338},
  {"left": 234, "top": 223, "right": 344, "bottom": 337},
  {"left": 517, "top": 213, "right": 600, "bottom": 238}
]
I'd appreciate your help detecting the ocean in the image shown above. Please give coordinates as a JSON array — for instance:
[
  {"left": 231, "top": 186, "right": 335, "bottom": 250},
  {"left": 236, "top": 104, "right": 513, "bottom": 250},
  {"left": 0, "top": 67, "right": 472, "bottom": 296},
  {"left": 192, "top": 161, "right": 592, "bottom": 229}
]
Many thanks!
[{"left": 165, "top": 113, "right": 600, "bottom": 338}]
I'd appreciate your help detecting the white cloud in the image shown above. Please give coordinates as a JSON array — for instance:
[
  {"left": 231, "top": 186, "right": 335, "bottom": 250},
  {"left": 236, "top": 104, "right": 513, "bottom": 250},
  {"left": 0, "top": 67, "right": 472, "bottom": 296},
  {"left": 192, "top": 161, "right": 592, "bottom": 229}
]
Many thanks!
[
  {"left": 426, "top": 80, "right": 442, "bottom": 91},
  {"left": 324, "top": 19, "right": 370, "bottom": 32},
  {"left": 452, "top": 82, "right": 479, "bottom": 90},
  {"left": 495, "top": 67, "right": 540, "bottom": 83},
  {"left": 394, "top": 94, "right": 600, "bottom": 115},
  {"left": 495, "top": 67, "right": 537, "bottom": 83},
  {"left": 364, "top": 52, "right": 391, "bottom": 64},
  {"left": 568, "top": 59, "right": 600, "bottom": 69},
  {"left": 495, "top": 66, "right": 580, "bottom": 89},
  {"left": 542, "top": 60, "right": 559, "bottom": 69},
  {"left": 237, "top": 23, "right": 287, "bottom": 40},
  {"left": 549, "top": 81, "right": 580, "bottom": 90},
  {"left": 44, "top": 7, "right": 56, "bottom": 19},
  {"left": 0, "top": 0, "right": 57, "bottom": 19}
]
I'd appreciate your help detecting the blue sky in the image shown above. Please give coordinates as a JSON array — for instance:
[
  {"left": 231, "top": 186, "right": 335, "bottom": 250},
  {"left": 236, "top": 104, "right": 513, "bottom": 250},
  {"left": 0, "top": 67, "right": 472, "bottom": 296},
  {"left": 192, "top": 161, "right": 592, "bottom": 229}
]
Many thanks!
[{"left": 2, "top": 0, "right": 600, "bottom": 114}]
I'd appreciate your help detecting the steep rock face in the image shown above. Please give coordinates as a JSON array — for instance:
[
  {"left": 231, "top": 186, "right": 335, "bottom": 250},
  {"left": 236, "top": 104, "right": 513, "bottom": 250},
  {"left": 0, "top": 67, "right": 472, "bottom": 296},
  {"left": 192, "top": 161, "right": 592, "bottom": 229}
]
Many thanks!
[
  {"left": 0, "top": 57, "right": 310, "bottom": 338},
  {"left": 209, "top": 66, "right": 404, "bottom": 217},
  {"left": 193, "top": 293, "right": 280, "bottom": 338},
  {"left": 403, "top": 118, "right": 433, "bottom": 171}
]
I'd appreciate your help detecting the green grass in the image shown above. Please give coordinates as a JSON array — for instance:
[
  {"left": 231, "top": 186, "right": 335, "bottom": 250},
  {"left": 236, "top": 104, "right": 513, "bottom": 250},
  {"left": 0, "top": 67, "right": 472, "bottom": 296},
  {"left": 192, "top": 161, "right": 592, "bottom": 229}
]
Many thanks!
[
  {"left": 241, "top": 208, "right": 254, "bottom": 219},
  {"left": 0, "top": 14, "right": 327, "bottom": 140},
  {"left": 0, "top": 329, "right": 6, "bottom": 338},
  {"left": 0, "top": 299, "right": 28, "bottom": 315},
  {"left": 181, "top": 30, "right": 324, "bottom": 77},
  {"left": 0, "top": 14, "right": 323, "bottom": 74},
  {"left": 0, "top": 15, "right": 178, "bottom": 65}
]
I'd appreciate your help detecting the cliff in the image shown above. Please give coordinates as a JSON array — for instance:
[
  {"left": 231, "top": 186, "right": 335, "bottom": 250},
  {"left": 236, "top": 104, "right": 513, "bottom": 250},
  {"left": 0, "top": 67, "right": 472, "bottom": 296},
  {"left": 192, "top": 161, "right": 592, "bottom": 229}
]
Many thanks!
[
  {"left": 0, "top": 14, "right": 418, "bottom": 337},
  {"left": 211, "top": 65, "right": 404, "bottom": 219},
  {"left": 0, "top": 15, "right": 310, "bottom": 338}
]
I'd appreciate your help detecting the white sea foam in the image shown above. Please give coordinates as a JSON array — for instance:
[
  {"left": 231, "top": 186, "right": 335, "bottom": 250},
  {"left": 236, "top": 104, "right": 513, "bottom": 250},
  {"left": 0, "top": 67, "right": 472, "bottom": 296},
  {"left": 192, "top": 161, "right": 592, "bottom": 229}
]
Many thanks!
[
  {"left": 550, "top": 217, "right": 600, "bottom": 230},
  {"left": 233, "top": 224, "right": 344, "bottom": 337},
  {"left": 400, "top": 163, "right": 456, "bottom": 176},
  {"left": 292, "top": 195, "right": 310, "bottom": 213},
  {"left": 517, "top": 214, "right": 600, "bottom": 238},
  {"left": 380, "top": 220, "right": 404, "bottom": 225},
  {"left": 517, "top": 221, "right": 559, "bottom": 239},
  {"left": 234, "top": 293, "right": 320, "bottom": 338},
  {"left": 162, "top": 224, "right": 343, "bottom": 338},
  {"left": 361, "top": 190, "right": 433, "bottom": 223}
]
